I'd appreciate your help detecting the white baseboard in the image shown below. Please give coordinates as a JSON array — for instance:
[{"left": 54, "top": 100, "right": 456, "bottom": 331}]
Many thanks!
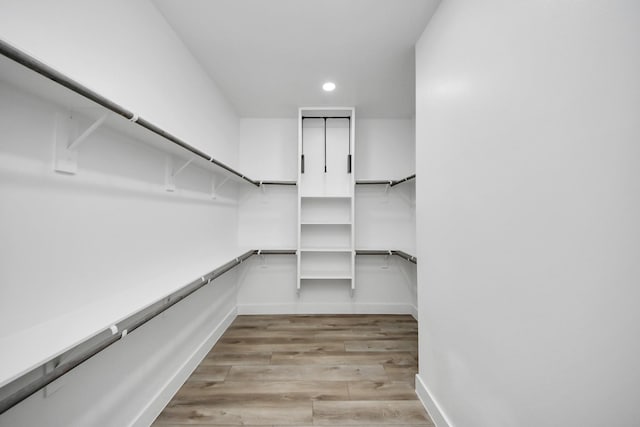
[
  {"left": 237, "top": 303, "right": 416, "bottom": 316},
  {"left": 130, "top": 306, "right": 237, "bottom": 427},
  {"left": 410, "top": 304, "right": 418, "bottom": 320},
  {"left": 415, "top": 374, "right": 453, "bottom": 427}
]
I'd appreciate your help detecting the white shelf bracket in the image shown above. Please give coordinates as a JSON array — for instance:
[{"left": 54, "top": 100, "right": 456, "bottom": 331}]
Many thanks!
[
  {"left": 166, "top": 157, "right": 195, "bottom": 192},
  {"left": 165, "top": 156, "right": 176, "bottom": 192},
  {"left": 212, "top": 176, "right": 230, "bottom": 199},
  {"left": 383, "top": 252, "right": 391, "bottom": 270},
  {"left": 54, "top": 113, "right": 76, "bottom": 174},
  {"left": 54, "top": 112, "right": 110, "bottom": 174},
  {"left": 43, "top": 357, "right": 64, "bottom": 397},
  {"left": 67, "top": 111, "right": 110, "bottom": 151},
  {"left": 173, "top": 157, "right": 195, "bottom": 178}
]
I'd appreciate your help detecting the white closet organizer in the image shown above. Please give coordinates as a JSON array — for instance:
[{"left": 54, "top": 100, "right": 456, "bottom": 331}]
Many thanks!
[{"left": 297, "top": 108, "right": 355, "bottom": 293}]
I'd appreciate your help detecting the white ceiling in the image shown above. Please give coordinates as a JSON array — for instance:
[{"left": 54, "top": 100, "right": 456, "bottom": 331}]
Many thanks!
[{"left": 153, "top": 0, "right": 440, "bottom": 118}]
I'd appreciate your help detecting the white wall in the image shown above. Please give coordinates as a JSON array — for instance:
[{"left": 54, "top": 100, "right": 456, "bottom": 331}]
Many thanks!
[
  {"left": 0, "top": 1, "right": 243, "bottom": 424},
  {"left": 415, "top": 1, "right": 640, "bottom": 426},
  {"left": 237, "top": 117, "right": 417, "bottom": 314},
  {"left": 0, "top": 0, "right": 239, "bottom": 166}
]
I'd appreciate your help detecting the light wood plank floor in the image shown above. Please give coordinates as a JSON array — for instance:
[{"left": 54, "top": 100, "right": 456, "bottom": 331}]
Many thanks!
[{"left": 152, "top": 314, "right": 433, "bottom": 426}]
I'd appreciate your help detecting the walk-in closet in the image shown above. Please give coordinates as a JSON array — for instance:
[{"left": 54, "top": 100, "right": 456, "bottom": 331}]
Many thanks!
[{"left": 1, "top": 1, "right": 639, "bottom": 427}]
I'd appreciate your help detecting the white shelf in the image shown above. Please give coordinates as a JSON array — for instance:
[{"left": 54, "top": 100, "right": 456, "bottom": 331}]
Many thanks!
[
  {"left": 301, "top": 195, "right": 352, "bottom": 199},
  {"left": 301, "top": 221, "right": 352, "bottom": 225},
  {"left": 300, "top": 273, "right": 353, "bottom": 280}
]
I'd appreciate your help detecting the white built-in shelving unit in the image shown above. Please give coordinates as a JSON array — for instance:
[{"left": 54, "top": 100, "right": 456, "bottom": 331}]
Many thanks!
[{"left": 297, "top": 108, "right": 355, "bottom": 293}]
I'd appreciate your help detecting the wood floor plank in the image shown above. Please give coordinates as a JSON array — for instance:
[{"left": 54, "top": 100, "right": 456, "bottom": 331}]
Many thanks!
[
  {"left": 213, "top": 342, "right": 344, "bottom": 353},
  {"left": 223, "top": 328, "right": 413, "bottom": 340},
  {"left": 271, "top": 351, "right": 417, "bottom": 366},
  {"left": 226, "top": 364, "right": 388, "bottom": 382},
  {"left": 154, "top": 401, "right": 312, "bottom": 425},
  {"left": 199, "top": 352, "right": 272, "bottom": 366},
  {"left": 313, "top": 400, "right": 432, "bottom": 425},
  {"left": 168, "top": 381, "right": 348, "bottom": 403},
  {"left": 348, "top": 381, "right": 418, "bottom": 401},
  {"left": 345, "top": 339, "right": 418, "bottom": 352},
  {"left": 384, "top": 365, "right": 419, "bottom": 383},
  {"left": 185, "top": 365, "right": 230, "bottom": 381}
]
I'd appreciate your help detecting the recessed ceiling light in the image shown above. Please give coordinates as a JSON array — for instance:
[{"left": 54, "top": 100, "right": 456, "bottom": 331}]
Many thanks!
[{"left": 323, "top": 82, "right": 336, "bottom": 92}]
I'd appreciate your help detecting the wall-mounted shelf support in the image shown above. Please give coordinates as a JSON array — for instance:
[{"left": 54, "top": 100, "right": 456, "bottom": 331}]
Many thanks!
[
  {"left": 211, "top": 176, "right": 230, "bottom": 199},
  {"left": 53, "top": 111, "right": 111, "bottom": 175},
  {"left": 172, "top": 157, "right": 195, "bottom": 178},
  {"left": 67, "top": 111, "right": 110, "bottom": 151},
  {"left": 165, "top": 156, "right": 176, "bottom": 191},
  {"left": 53, "top": 113, "right": 76, "bottom": 174}
]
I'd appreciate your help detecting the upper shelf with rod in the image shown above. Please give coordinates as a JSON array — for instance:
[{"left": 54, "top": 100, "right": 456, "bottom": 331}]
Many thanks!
[
  {"left": 0, "top": 39, "right": 296, "bottom": 187},
  {"left": 356, "top": 173, "right": 416, "bottom": 187}
]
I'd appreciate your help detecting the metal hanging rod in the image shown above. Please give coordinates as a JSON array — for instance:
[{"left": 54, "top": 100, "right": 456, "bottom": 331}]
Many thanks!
[
  {"left": 390, "top": 174, "right": 416, "bottom": 187},
  {"left": 356, "top": 180, "right": 393, "bottom": 185},
  {"left": 259, "top": 181, "right": 297, "bottom": 186},
  {"left": 355, "top": 249, "right": 417, "bottom": 264},
  {"left": 256, "top": 249, "right": 297, "bottom": 255},
  {"left": 0, "top": 249, "right": 296, "bottom": 415},
  {"left": 0, "top": 39, "right": 267, "bottom": 187},
  {"left": 356, "top": 174, "right": 416, "bottom": 187}
]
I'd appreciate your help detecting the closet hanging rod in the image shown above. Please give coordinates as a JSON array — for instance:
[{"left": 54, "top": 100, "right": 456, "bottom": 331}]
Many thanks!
[
  {"left": 355, "top": 249, "right": 417, "bottom": 264},
  {"left": 356, "top": 174, "right": 416, "bottom": 187},
  {"left": 256, "top": 249, "right": 297, "bottom": 255},
  {"left": 0, "top": 248, "right": 295, "bottom": 415},
  {"left": 259, "top": 181, "right": 297, "bottom": 186},
  {"left": 390, "top": 174, "right": 416, "bottom": 187},
  {"left": 356, "top": 180, "right": 393, "bottom": 185},
  {"left": 0, "top": 39, "right": 261, "bottom": 187}
]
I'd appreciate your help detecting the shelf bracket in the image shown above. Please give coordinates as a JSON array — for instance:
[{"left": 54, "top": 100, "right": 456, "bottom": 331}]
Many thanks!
[
  {"left": 67, "top": 112, "right": 110, "bottom": 151},
  {"left": 165, "top": 156, "right": 176, "bottom": 192},
  {"left": 165, "top": 157, "right": 196, "bottom": 192},
  {"left": 54, "top": 112, "right": 110, "bottom": 174},
  {"left": 43, "top": 357, "right": 64, "bottom": 397},
  {"left": 54, "top": 113, "right": 76, "bottom": 174},
  {"left": 212, "top": 176, "right": 230, "bottom": 199},
  {"left": 173, "top": 157, "right": 195, "bottom": 178}
]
